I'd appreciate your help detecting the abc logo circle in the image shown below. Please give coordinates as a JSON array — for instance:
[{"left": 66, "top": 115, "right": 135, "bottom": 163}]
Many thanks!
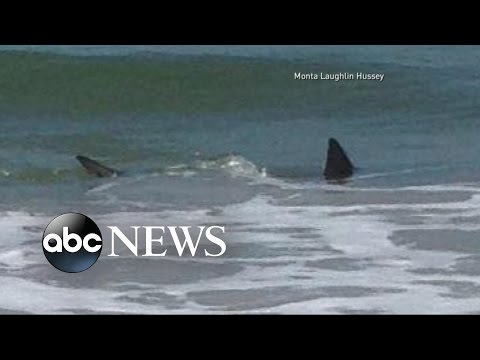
[{"left": 42, "top": 213, "right": 102, "bottom": 273}]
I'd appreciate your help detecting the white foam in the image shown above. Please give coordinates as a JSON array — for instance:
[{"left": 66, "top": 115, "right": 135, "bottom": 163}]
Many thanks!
[
  {"left": 2, "top": 184, "right": 480, "bottom": 313},
  {"left": 0, "top": 249, "right": 36, "bottom": 269},
  {"left": 87, "top": 181, "right": 119, "bottom": 194},
  {"left": 0, "top": 211, "right": 45, "bottom": 248},
  {"left": 0, "top": 276, "right": 204, "bottom": 314},
  {"left": 0, "top": 211, "right": 50, "bottom": 271},
  {"left": 195, "top": 155, "right": 266, "bottom": 179}
]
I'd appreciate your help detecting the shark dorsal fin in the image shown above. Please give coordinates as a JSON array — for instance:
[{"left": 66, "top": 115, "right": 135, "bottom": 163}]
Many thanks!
[{"left": 323, "top": 138, "right": 354, "bottom": 180}]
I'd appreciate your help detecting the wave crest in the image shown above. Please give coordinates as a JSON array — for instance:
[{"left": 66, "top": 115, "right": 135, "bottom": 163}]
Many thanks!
[{"left": 194, "top": 154, "right": 267, "bottom": 179}]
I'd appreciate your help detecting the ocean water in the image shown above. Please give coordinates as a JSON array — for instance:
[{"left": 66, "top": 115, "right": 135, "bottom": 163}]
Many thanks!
[{"left": 1, "top": 45, "right": 480, "bottom": 313}]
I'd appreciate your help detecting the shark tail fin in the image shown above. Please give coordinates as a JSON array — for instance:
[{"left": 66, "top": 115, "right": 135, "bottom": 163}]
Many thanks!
[{"left": 76, "top": 155, "right": 118, "bottom": 178}]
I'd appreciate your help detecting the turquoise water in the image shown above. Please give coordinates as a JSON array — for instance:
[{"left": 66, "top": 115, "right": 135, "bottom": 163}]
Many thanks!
[{"left": 1, "top": 45, "right": 480, "bottom": 197}]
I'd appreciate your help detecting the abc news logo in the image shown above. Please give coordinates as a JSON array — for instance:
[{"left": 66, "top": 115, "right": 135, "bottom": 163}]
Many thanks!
[{"left": 42, "top": 213, "right": 226, "bottom": 273}]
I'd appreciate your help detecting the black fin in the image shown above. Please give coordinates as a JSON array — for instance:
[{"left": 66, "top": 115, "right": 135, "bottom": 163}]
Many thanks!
[
  {"left": 323, "top": 138, "right": 354, "bottom": 180},
  {"left": 76, "top": 155, "right": 118, "bottom": 178}
]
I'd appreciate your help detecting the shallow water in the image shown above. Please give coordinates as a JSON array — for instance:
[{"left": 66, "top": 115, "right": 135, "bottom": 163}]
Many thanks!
[{"left": 1, "top": 45, "right": 480, "bottom": 314}]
